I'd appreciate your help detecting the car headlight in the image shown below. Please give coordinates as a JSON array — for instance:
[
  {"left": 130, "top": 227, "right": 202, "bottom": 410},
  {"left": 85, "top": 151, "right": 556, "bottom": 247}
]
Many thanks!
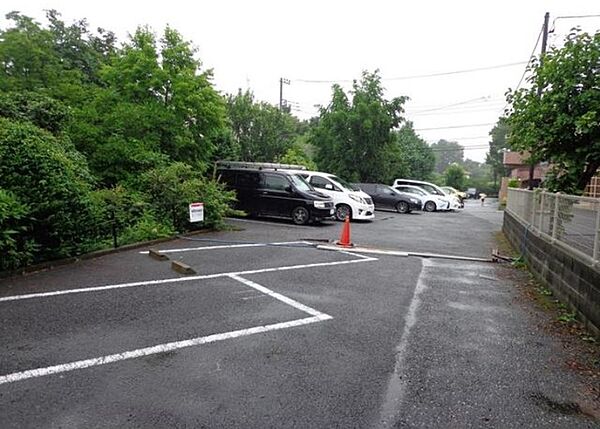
[
  {"left": 313, "top": 201, "right": 327, "bottom": 209},
  {"left": 409, "top": 198, "right": 418, "bottom": 204},
  {"left": 349, "top": 194, "right": 366, "bottom": 204}
]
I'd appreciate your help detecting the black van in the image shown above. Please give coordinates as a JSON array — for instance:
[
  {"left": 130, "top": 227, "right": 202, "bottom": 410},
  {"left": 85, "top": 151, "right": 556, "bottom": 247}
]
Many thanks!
[{"left": 217, "top": 168, "right": 335, "bottom": 225}]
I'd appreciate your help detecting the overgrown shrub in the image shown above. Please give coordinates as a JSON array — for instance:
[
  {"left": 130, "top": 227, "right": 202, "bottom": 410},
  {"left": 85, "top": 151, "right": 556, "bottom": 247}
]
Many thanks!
[
  {"left": 118, "top": 212, "right": 174, "bottom": 245},
  {"left": 0, "top": 189, "right": 36, "bottom": 270},
  {"left": 0, "top": 118, "right": 97, "bottom": 261},
  {"left": 139, "top": 162, "right": 236, "bottom": 230}
]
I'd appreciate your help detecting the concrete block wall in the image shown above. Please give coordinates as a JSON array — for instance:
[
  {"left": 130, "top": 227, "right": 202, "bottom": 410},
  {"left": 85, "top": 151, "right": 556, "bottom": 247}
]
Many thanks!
[{"left": 503, "top": 211, "right": 600, "bottom": 337}]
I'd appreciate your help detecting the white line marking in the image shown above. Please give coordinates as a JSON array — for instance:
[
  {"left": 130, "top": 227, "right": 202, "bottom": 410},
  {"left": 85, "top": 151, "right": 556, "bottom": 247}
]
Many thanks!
[
  {"left": 139, "top": 241, "right": 308, "bottom": 254},
  {"left": 229, "top": 275, "right": 331, "bottom": 319},
  {"left": 378, "top": 258, "right": 432, "bottom": 428},
  {"left": 0, "top": 316, "right": 329, "bottom": 385},
  {"left": 0, "top": 257, "right": 377, "bottom": 302},
  {"left": 240, "top": 295, "right": 267, "bottom": 300},
  {"left": 318, "top": 245, "right": 409, "bottom": 258}
]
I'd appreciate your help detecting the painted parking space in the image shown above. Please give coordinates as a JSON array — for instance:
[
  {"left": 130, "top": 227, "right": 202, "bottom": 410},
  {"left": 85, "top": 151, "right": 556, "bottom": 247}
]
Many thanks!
[{"left": 0, "top": 242, "right": 377, "bottom": 386}]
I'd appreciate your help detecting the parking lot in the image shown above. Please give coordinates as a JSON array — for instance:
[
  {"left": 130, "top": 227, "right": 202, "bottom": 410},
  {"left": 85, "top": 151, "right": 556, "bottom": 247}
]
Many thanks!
[{"left": 0, "top": 201, "right": 595, "bottom": 428}]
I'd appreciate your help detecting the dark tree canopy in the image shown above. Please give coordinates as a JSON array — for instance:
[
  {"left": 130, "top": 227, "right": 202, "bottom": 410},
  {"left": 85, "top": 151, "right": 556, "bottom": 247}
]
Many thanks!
[
  {"left": 430, "top": 139, "right": 464, "bottom": 174},
  {"left": 311, "top": 70, "right": 408, "bottom": 182}
]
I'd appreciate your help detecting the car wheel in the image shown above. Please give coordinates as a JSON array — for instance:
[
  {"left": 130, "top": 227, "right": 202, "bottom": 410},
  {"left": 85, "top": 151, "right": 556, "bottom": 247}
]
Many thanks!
[
  {"left": 396, "top": 201, "right": 409, "bottom": 214},
  {"left": 291, "top": 206, "right": 310, "bottom": 225},
  {"left": 424, "top": 201, "right": 436, "bottom": 212},
  {"left": 335, "top": 204, "right": 352, "bottom": 221}
]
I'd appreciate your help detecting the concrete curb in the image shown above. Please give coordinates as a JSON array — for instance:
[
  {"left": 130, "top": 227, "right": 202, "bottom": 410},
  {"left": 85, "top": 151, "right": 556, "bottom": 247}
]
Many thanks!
[{"left": 0, "top": 228, "right": 221, "bottom": 280}]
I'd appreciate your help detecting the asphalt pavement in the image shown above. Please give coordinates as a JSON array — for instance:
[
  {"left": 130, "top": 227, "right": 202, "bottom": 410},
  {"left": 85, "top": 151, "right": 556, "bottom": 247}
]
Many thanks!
[{"left": 0, "top": 199, "right": 597, "bottom": 428}]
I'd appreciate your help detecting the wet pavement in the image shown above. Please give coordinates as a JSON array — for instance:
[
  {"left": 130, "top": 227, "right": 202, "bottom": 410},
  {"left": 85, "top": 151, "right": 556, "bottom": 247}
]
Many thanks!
[{"left": 0, "top": 199, "right": 597, "bottom": 428}]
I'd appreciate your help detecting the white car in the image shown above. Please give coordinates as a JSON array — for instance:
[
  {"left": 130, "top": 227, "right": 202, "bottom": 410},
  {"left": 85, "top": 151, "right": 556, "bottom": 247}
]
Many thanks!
[
  {"left": 393, "top": 179, "right": 461, "bottom": 210},
  {"left": 393, "top": 184, "right": 453, "bottom": 212},
  {"left": 291, "top": 171, "right": 375, "bottom": 221}
]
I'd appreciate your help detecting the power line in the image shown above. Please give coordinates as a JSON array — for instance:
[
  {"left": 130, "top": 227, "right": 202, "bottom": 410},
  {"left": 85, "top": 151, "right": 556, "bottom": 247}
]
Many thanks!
[
  {"left": 415, "top": 123, "right": 495, "bottom": 131},
  {"left": 293, "top": 61, "right": 528, "bottom": 84},
  {"left": 408, "top": 105, "right": 505, "bottom": 116},
  {"left": 409, "top": 96, "right": 493, "bottom": 114},
  {"left": 499, "top": 24, "right": 544, "bottom": 116},
  {"left": 551, "top": 14, "right": 600, "bottom": 31},
  {"left": 429, "top": 146, "right": 489, "bottom": 152}
]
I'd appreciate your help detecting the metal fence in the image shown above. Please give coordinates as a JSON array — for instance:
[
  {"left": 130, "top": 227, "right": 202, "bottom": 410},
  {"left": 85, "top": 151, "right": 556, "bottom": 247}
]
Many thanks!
[{"left": 506, "top": 188, "right": 600, "bottom": 265}]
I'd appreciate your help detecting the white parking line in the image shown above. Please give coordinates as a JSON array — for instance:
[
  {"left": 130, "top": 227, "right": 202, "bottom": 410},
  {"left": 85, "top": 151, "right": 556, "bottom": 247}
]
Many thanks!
[
  {"left": 230, "top": 274, "right": 331, "bottom": 319},
  {"left": 0, "top": 257, "right": 378, "bottom": 303},
  {"left": 378, "top": 258, "right": 431, "bottom": 427},
  {"left": 138, "top": 241, "right": 309, "bottom": 254},
  {"left": 0, "top": 276, "right": 333, "bottom": 385},
  {"left": 0, "top": 316, "right": 327, "bottom": 385}
]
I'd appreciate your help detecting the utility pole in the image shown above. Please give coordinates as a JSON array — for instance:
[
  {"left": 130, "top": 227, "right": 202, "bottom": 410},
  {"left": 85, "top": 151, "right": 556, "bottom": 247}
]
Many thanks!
[
  {"left": 529, "top": 12, "right": 550, "bottom": 190},
  {"left": 279, "top": 77, "right": 290, "bottom": 111}
]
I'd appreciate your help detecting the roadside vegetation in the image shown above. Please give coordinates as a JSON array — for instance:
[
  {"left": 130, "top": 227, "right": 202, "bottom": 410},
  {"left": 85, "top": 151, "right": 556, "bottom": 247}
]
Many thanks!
[{"left": 1, "top": 10, "right": 597, "bottom": 270}]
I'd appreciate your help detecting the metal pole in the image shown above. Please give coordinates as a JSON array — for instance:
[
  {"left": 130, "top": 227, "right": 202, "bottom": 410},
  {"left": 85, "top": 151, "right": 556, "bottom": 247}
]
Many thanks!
[
  {"left": 538, "top": 191, "right": 545, "bottom": 230},
  {"left": 593, "top": 200, "right": 600, "bottom": 264},
  {"left": 530, "top": 191, "right": 536, "bottom": 226},
  {"left": 279, "top": 78, "right": 283, "bottom": 111},
  {"left": 528, "top": 12, "right": 550, "bottom": 190},
  {"left": 551, "top": 192, "right": 560, "bottom": 241}
]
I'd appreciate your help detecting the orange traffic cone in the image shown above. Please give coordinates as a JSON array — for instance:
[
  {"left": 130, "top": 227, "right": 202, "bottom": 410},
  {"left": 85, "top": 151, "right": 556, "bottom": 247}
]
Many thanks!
[{"left": 336, "top": 216, "right": 353, "bottom": 247}]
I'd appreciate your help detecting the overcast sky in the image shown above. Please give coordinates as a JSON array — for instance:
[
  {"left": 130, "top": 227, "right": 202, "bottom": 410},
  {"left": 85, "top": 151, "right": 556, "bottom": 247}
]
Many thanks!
[{"left": 2, "top": 1, "right": 599, "bottom": 162}]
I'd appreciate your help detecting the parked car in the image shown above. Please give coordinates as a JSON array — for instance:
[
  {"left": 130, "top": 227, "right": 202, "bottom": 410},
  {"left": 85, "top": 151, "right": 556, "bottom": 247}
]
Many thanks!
[
  {"left": 392, "top": 179, "right": 461, "bottom": 210},
  {"left": 440, "top": 186, "right": 466, "bottom": 208},
  {"left": 216, "top": 167, "right": 335, "bottom": 225},
  {"left": 289, "top": 170, "right": 375, "bottom": 221},
  {"left": 441, "top": 186, "right": 467, "bottom": 202},
  {"left": 354, "top": 183, "right": 422, "bottom": 213},
  {"left": 393, "top": 184, "right": 451, "bottom": 212}
]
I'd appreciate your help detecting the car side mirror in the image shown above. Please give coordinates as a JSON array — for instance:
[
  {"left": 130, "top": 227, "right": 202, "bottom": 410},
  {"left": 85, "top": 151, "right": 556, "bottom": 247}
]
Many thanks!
[
  {"left": 285, "top": 185, "right": 293, "bottom": 193},
  {"left": 325, "top": 184, "right": 333, "bottom": 190}
]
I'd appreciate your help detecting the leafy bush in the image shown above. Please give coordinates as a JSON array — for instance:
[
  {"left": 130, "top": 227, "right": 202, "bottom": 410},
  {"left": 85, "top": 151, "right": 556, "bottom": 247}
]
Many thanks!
[
  {"left": 118, "top": 212, "right": 174, "bottom": 245},
  {"left": 0, "top": 118, "right": 97, "bottom": 261},
  {"left": 507, "top": 178, "right": 520, "bottom": 188},
  {"left": 0, "top": 91, "right": 70, "bottom": 134},
  {"left": 0, "top": 189, "right": 36, "bottom": 271},
  {"left": 139, "top": 162, "right": 236, "bottom": 230}
]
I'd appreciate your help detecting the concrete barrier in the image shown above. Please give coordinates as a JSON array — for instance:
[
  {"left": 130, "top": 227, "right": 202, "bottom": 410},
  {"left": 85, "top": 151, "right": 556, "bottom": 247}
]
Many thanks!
[
  {"left": 503, "top": 211, "right": 600, "bottom": 337},
  {"left": 171, "top": 260, "right": 196, "bottom": 275}
]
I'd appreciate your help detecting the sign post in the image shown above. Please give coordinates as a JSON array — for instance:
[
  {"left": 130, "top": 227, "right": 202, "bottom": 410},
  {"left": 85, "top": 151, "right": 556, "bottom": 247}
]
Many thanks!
[{"left": 189, "top": 202, "right": 204, "bottom": 223}]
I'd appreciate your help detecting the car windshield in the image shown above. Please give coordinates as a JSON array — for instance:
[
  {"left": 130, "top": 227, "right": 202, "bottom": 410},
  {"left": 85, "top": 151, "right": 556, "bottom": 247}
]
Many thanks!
[
  {"left": 289, "top": 174, "right": 313, "bottom": 192},
  {"left": 405, "top": 187, "right": 427, "bottom": 196},
  {"left": 419, "top": 184, "right": 444, "bottom": 196},
  {"left": 329, "top": 175, "right": 359, "bottom": 191}
]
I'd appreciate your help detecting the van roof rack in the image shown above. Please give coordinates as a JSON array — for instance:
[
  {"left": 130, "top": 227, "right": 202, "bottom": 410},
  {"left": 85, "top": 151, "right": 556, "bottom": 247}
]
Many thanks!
[{"left": 215, "top": 160, "right": 307, "bottom": 171}]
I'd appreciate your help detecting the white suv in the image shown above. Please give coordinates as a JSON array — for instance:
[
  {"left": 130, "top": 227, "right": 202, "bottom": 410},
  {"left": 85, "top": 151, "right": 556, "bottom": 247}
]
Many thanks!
[
  {"left": 291, "top": 171, "right": 375, "bottom": 221},
  {"left": 393, "top": 179, "right": 461, "bottom": 211}
]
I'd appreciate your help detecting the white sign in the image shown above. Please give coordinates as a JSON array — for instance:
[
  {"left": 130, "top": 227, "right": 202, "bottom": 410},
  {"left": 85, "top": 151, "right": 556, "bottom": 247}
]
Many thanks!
[{"left": 189, "top": 202, "right": 204, "bottom": 223}]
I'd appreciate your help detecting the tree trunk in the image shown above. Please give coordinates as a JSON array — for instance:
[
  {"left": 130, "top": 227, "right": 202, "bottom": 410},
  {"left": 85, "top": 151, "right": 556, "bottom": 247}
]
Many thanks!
[{"left": 576, "top": 160, "right": 600, "bottom": 192}]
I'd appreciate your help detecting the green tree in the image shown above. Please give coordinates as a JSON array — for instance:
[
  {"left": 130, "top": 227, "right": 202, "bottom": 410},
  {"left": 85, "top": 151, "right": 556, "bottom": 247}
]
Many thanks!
[
  {"left": 280, "top": 144, "right": 318, "bottom": 170},
  {"left": 430, "top": 139, "right": 464, "bottom": 174},
  {"left": 0, "top": 91, "right": 70, "bottom": 134},
  {"left": 311, "top": 70, "right": 407, "bottom": 182},
  {"left": 227, "top": 89, "right": 298, "bottom": 162},
  {"left": 485, "top": 117, "right": 510, "bottom": 186},
  {"left": 506, "top": 29, "right": 600, "bottom": 193},
  {"left": 444, "top": 164, "right": 467, "bottom": 189},
  {"left": 391, "top": 123, "right": 435, "bottom": 180},
  {"left": 69, "top": 26, "right": 227, "bottom": 184}
]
